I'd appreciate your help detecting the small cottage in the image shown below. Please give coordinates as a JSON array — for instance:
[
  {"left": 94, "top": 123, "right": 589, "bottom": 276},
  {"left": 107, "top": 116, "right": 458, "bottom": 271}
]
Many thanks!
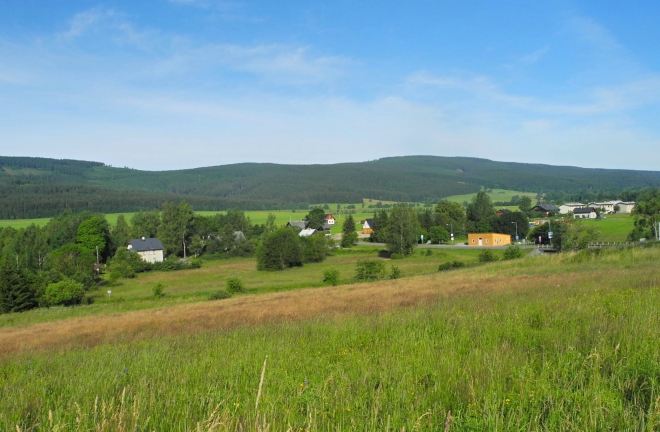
[
  {"left": 362, "top": 218, "right": 375, "bottom": 234},
  {"left": 127, "top": 237, "right": 165, "bottom": 263},
  {"left": 573, "top": 207, "right": 598, "bottom": 219}
]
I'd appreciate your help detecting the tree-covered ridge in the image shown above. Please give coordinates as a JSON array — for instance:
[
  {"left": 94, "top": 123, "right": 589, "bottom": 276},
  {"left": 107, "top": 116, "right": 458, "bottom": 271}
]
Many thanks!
[{"left": 3, "top": 155, "right": 660, "bottom": 219}]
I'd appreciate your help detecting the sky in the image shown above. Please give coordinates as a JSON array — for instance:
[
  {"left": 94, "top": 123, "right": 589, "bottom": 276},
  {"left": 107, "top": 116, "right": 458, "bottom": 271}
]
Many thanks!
[{"left": 1, "top": 1, "right": 659, "bottom": 171}]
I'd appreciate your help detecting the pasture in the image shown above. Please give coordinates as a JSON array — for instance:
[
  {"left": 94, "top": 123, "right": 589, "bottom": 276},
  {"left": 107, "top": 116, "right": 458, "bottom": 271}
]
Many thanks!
[
  {"left": 443, "top": 188, "right": 537, "bottom": 204},
  {"left": 0, "top": 247, "right": 489, "bottom": 329},
  {"left": 2, "top": 245, "right": 660, "bottom": 430}
]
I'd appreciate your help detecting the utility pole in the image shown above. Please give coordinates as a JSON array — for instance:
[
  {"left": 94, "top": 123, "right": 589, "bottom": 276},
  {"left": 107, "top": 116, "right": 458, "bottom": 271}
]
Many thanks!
[
  {"left": 446, "top": 223, "right": 454, "bottom": 245},
  {"left": 511, "top": 221, "right": 518, "bottom": 243}
]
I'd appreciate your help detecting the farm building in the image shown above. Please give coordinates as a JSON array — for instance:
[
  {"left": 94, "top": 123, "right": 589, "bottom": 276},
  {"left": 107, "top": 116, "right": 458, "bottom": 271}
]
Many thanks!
[
  {"left": 467, "top": 233, "right": 511, "bottom": 247},
  {"left": 127, "top": 237, "right": 164, "bottom": 263},
  {"left": 299, "top": 228, "right": 317, "bottom": 237},
  {"left": 362, "top": 218, "right": 374, "bottom": 234},
  {"left": 496, "top": 209, "right": 511, "bottom": 216}
]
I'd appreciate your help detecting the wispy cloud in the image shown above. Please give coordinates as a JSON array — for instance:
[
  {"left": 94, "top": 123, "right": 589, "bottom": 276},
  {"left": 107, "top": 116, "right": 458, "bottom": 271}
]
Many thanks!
[
  {"left": 519, "top": 46, "right": 549, "bottom": 64},
  {"left": 58, "top": 8, "right": 110, "bottom": 41}
]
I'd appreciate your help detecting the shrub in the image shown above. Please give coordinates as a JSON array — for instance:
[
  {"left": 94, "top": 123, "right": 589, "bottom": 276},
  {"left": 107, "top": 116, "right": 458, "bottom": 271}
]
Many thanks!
[
  {"left": 479, "top": 250, "right": 498, "bottom": 263},
  {"left": 503, "top": 245, "right": 523, "bottom": 260},
  {"left": 226, "top": 276, "right": 245, "bottom": 293},
  {"left": 152, "top": 281, "right": 165, "bottom": 298},
  {"left": 355, "top": 259, "right": 386, "bottom": 281},
  {"left": 389, "top": 266, "right": 401, "bottom": 279},
  {"left": 390, "top": 253, "right": 403, "bottom": 260},
  {"left": 256, "top": 228, "right": 302, "bottom": 271},
  {"left": 323, "top": 268, "right": 340, "bottom": 286},
  {"left": 438, "top": 261, "right": 465, "bottom": 272},
  {"left": 108, "top": 271, "right": 121, "bottom": 286},
  {"left": 44, "top": 279, "right": 85, "bottom": 306},
  {"left": 424, "top": 249, "right": 433, "bottom": 256},
  {"left": 208, "top": 290, "right": 232, "bottom": 301}
]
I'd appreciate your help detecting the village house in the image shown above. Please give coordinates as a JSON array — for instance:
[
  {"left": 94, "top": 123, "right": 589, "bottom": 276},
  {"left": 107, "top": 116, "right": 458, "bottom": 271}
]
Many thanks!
[
  {"left": 362, "top": 218, "right": 374, "bottom": 234},
  {"left": 127, "top": 237, "right": 165, "bottom": 263},
  {"left": 496, "top": 208, "right": 511, "bottom": 216},
  {"left": 324, "top": 214, "right": 336, "bottom": 225},
  {"left": 587, "top": 201, "right": 636, "bottom": 214},
  {"left": 467, "top": 233, "right": 511, "bottom": 247},
  {"left": 573, "top": 207, "right": 598, "bottom": 219},
  {"left": 558, "top": 203, "right": 585, "bottom": 214},
  {"left": 531, "top": 204, "right": 560, "bottom": 216}
]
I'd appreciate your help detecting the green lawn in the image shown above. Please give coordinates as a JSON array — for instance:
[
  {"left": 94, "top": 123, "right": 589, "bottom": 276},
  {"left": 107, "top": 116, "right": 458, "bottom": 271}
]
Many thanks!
[{"left": 581, "top": 213, "right": 636, "bottom": 242}]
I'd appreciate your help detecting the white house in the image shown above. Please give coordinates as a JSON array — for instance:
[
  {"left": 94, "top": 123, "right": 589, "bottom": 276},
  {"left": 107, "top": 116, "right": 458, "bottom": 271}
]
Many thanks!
[
  {"left": 573, "top": 207, "right": 598, "bottom": 219},
  {"left": 617, "top": 202, "right": 636, "bottom": 213},
  {"left": 324, "top": 214, "right": 336, "bottom": 225},
  {"left": 127, "top": 237, "right": 165, "bottom": 263},
  {"left": 559, "top": 203, "right": 585, "bottom": 214},
  {"left": 588, "top": 201, "right": 636, "bottom": 214}
]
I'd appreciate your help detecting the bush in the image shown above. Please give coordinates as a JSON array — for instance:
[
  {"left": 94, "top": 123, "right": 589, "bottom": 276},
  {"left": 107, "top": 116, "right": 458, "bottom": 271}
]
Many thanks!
[
  {"left": 256, "top": 228, "right": 302, "bottom": 271},
  {"left": 479, "top": 250, "right": 498, "bottom": 263},
  {"left": 323, "top": 268, "right": 340, "bottom": 286},
  {"left": 208, "top": 290, "right": 232, "bottom": 301},
  {"left": 44, "top": 279, "right": 85, "bottom": 306},
  {"left": 226, "top": 276, "right": 245, "bottom": 293},
  {"left": 424, "top": 249, "right": 433, "bottom": 256},
  {"left": 389, "top": 266, "right": 401, "bottom": 279},
  {"left": 390, "top": 253, "right": 403, "bottom": 260},
  {"left": 355, "top": 260, "right": 386, "bottom": 281},
  {"left": 108, "top": 271, "right": 121, "bottom": 286},
  {"left": 438, "top": 261, "right": 465, "bottom": 272},
  {"left": 112, "top": 261, "right": 136, "bottom": 279},
  {"left": 152, "top": 259, "right": 203, "bottom": 272},
  {"left": 152, "top": 281, "right": 165, "bottom": 298},
  {"left": 503, "top": 245, "right": 523, "bottom": 260}
]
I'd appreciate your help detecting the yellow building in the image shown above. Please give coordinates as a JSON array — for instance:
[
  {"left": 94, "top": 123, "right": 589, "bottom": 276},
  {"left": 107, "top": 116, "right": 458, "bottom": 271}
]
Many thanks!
[{"left": 467, "top": 233, "right": 511, "bottom": 247}]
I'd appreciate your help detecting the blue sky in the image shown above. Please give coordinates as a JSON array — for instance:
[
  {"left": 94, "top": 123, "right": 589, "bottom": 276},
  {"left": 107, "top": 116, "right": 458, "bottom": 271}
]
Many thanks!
[{"left": 1, "top": 1, "right": 659, "bottom": 170}]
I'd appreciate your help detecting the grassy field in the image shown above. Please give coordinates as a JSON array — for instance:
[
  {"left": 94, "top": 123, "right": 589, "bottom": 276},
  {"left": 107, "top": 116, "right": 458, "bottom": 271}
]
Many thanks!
[
  {"left": 0, "top": 247, "right": 489, "bottom": 329},
  {"left": 581, "top": 213, "right": 636, "bottom": 242},
  {"left": 0, "top": 209, "right": 377, "bottom": 234},
  {"left": 2, "top": 245, "right": 660, "bottom": 430},
  {"left": 444, "top": 188, "right": 537, "bottom": 204}
]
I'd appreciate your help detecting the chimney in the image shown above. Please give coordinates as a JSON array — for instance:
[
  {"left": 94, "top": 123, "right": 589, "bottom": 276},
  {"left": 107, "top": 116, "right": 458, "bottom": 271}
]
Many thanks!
[{"left": 142, "top": 236, "right": 146, "bottom": 241}]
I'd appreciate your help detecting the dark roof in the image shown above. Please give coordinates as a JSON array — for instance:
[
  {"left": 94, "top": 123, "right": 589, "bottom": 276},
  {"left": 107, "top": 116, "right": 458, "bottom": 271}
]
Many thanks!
[
  {"left": 496, "top": 208, "right": 511, "bottom": 214},
  {"left": 532, "top": 204, "right": 559, "bottom": 212},
  {"left": 286, "top": 221, "right": 306, "bottom": 229},
  {"left": 128, "top": 238, "right": 164, "bottom": 252},
  {"left": 573, "top": 207, "right": 596, "bottom": 214},
  {"left": 364, "top": 218, "right": 374, "bottom": 227}
]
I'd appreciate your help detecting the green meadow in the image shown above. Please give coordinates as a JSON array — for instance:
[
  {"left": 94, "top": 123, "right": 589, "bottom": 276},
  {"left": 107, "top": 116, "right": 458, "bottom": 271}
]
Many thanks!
[
  {"left": 0, "top": 247, "right": 489, "bottom": 329},
  {"left": 2, "top": 245, "right": 660, "bottom": 430},
  {"left": 443, "top": 189, "right": 537, "bottom": 205}
]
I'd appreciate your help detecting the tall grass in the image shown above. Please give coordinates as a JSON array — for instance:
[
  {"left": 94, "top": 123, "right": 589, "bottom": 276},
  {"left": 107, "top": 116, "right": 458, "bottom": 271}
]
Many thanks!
[{"left": 2, "top": 246, "right": 660, "bottom": 430}]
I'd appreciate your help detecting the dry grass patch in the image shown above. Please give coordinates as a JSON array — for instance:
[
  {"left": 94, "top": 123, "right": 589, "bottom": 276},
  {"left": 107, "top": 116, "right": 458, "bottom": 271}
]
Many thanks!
[{"left": 0, "top": 260, "right": 623, "bottom": 361}]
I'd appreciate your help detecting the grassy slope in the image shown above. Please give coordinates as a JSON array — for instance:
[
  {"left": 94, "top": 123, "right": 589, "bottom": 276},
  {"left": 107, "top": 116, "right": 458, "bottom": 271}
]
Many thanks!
[
  {"left": 2, "top": 246, "right": 660, "bottom": 430},
  {"left": 0, "top": 248, "right": 487, "bottom": 329}
]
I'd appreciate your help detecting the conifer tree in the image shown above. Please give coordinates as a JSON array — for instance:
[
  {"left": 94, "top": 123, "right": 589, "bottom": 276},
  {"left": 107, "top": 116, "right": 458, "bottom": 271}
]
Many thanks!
[{"left": 341, "top": 214, "right": 358, "bottom": 247}]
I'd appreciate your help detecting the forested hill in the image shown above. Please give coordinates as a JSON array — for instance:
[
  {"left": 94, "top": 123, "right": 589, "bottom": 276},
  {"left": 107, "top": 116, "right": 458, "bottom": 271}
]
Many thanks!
[{"left": 2, "top": 155, "right": 660, "bottom": 219}]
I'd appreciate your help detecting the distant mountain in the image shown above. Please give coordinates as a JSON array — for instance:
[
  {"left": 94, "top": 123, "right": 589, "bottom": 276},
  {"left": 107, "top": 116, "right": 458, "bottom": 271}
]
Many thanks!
[{"left": 1, "top": 155, "right": 659, "bottom": 219}]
